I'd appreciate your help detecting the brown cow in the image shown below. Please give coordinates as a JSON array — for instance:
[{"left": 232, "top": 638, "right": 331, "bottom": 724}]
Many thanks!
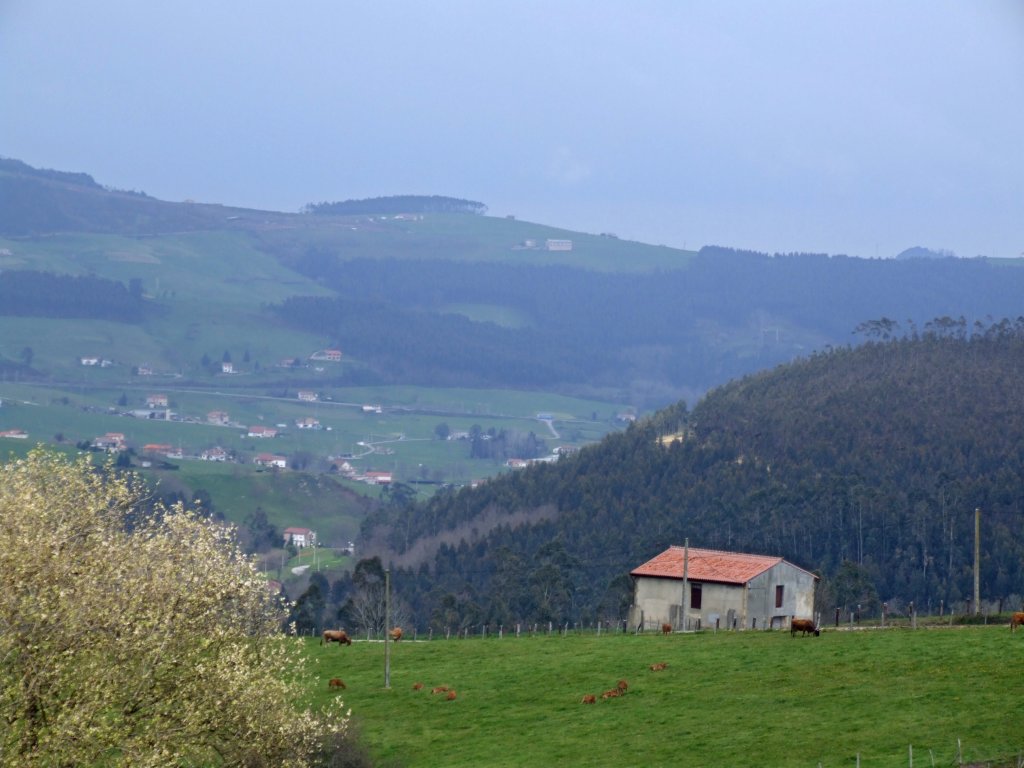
[
  {"left": 790, "top": 618, "right": 820, "bottom": 637},
  {"left": 661, "top": 623, "right": 672, "bottom": 635},
  {"left": 328, "top": 678, "right": 346, "bottom": 690},
  {"left": 1011, "top": 612, "right": 1024, "bottom": 632},
  {"left": 412, "top": 682, "right": 424, "bottom": 690},
  {"left": 446, "top": 690, "right": 457, "bottom": 701},
  {"left": 649, "top": 662, "right": 668, "bottom": 671},
  {"left": 601, "top": 688, "right": 621, "bottom": 699},
  {"left": 389, "top": 626, "right": 403, "bottom": 642},
  {"left": 616, "top": 679, "right": 628, "bottom": 693},
  {"left": 321, "top": 629, "right": 352, "bottom": 646},
  {"left": 431, "top": 685, "right": 449, "bottom": 694},
  {"left": 580, "top": 694, "right": 596, "bottom": 704}
]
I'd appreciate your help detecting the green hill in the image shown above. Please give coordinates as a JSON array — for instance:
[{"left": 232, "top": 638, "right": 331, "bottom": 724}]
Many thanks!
[
  {"left": 369, "top": 327, "right": 1024, "bottom": 630},
  {"left": 5, "top": 157, "right": 1024, "bottom": 612}
]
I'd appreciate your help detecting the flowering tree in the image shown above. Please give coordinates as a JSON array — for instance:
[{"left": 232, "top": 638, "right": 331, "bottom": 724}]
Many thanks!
[{"left": 0, "top": 449, "right": 347, "bottom": 767}]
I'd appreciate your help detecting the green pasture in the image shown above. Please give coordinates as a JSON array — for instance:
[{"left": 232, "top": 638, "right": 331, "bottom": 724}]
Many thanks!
[
  {"left": 304, "top": 627, "right": 1024, "bottom": 768},
  {"left": 0, "top": 381, "right": 625, "bottom": 481},
  {"left": 252, "top": 213, "right": 698, "bottom": 273}
]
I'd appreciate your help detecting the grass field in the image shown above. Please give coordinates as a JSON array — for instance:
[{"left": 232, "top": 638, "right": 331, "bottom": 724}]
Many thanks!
[{"left": 303, "top": 626, "right": 1024, "bottom": 768}]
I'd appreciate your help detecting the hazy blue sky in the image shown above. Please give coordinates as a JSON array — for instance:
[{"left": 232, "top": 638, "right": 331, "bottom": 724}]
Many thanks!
[{"left": 2, "top": 2, "right": 1022, "bottom": 258}]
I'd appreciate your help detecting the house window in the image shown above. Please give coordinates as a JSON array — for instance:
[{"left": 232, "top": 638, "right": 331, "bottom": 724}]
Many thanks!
[
  {"left": 775, "top": 585, "right": 784, "bottom": 608},
  {"left": 690, "top": 583, "right": 702, "bottom": 610}
]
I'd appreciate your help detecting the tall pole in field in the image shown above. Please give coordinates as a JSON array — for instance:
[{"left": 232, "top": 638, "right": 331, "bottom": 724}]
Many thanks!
[
  {"left": 973, "top": 508, "right": 981, "bottom": 615},
  {"left": 384, "top": 568, "right": 392, "bottom": 689},
  {"left": 681, "top": 538, "right": 689, "bottom": 632}
]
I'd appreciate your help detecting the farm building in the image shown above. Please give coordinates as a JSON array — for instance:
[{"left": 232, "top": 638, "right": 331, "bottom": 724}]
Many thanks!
[
  {"left": 283, "top": 527, "right": 316, "bottom": 548},
  {"left": 628, "top": 545, "right": 818, "bottom": 632}
]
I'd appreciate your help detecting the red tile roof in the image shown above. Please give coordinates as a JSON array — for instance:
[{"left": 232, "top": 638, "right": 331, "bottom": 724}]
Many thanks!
[{"left": 631, "top": 546, "right": 785, "bottom": 585}]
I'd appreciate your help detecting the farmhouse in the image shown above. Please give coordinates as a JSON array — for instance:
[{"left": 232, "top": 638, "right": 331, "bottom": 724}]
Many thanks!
[
  {"left": 297, "top": 390, "right": 318, "bottom": 402},
  {"left": 283, "top": 526, "right": 316, "bottom": 548},
  {"left": 92, "top": 432, "right": 126, "bottom": 452},
  {"left": 363, "top": 470, "right": 392, "bottom": 485},
  {"left": 629, "top": 545, "right": 818, "bottom": 632},
  {"left": 0, "top": 429, "right": 28, "bottom": 439},
  {"left": 146, "top": 394, "right": 169, "bottom": 408},
  {"left": 200, "top": 447, "right": 228, "bottom": 462},
  {"left": 247, "top": 425, "right": 278, "bottom": 438},
  {"left": 310, "top": 349, "right": 342, "bottom": 362},
  {"left": 207, "top": 410, "right": 229, "bottom": 425},
  {"left": 255, "top": 453, "right": 287, "bottom": 469},
  {"left": 295, "top": 417, "right": 321, "bottom": 430}
]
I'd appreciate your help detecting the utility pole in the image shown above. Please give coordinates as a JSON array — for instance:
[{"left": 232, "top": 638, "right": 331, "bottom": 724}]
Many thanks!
[
  {"left": 384, "top": 568, "right": 391, "bottom": 689},
  {"left": 681, "top": 538, "right": 689, "bottom": 632},
  {"left": 973, "top": 508, "right": 981, "bottom": 615}
]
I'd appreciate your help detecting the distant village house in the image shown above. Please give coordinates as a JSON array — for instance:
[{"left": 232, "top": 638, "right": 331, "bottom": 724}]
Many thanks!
[
  {"left": 200, "top": 447, "right": 228, "bottom": 462},
  {"left": 207, "top": 410, "right": 229, "bottom": 425},
  {"left": 310, "top": 349, "right": 342, "bottom": 362},
  {"left": 255, "top": 453, "right": 287, "bottom": 469},
  {"left": 92, "top": 432, "right": 126, "bottom": 452},
  {"left": 283, "top": 527, "right": 316, "bottom": 548}
]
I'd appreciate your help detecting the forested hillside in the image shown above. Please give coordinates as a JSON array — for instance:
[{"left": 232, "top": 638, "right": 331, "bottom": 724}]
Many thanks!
[
  {"left": 359, "top": 322, "right": 1024, "bottom": 631},
  {"left": 273, "top": 251, "right": 1024, "bottom": 406}
]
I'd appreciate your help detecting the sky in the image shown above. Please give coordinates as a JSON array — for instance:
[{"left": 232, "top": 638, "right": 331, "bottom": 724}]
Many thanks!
[{"left": 2, "top": 1, "right": 1022, "bottom": 258}]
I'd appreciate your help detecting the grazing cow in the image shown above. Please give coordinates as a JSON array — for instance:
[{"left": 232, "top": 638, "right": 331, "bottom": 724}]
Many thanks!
[
  {"left": 601, "top": 688, "right": 621, "bottom": 699},
  {"left": 412, "top": 682, "right": 424, "bottom": 690},
  {"left": 431, "top": 685, "right": 449, "bottom": 694},
  {"left": 321, "top": 629, "right": 352, "bottom": 646},
  {"left": 661, "top": 623, "right": 672, "bottom": 635},
  {"left": 649, "top": 662, "right": 668, "bottom": 671},
  {"left": 389, "top": 626, "right": 403, "bottom": 642},
  {"left": 1011, "top": 612, "right": 1024, "bottom": 632},
  {"left": 328, "top": 678, "right": 346, "bottom": 690},
  {"left": 580, "top": 694, "right": 596, "bottom": 704},
  {"left": 790, "top": 618, "right": 820, "bottom": 637},
  {"left": 616, "top": 679, "right": 628, "bottom": 693},
  {"left": 446, "top": 690, "right": 457, "bottom": 701}
]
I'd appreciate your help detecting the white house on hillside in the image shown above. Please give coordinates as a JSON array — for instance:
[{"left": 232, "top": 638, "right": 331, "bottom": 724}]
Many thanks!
[
  {"left": 629, "top": 545, "right": 818, "bottom": 632},
  {"left": 283, "top": 527, "right": 316, "bottom": 548}
]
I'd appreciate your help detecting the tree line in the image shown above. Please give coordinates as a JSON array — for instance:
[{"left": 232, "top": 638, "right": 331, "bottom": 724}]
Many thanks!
[
  {"left": 302, "top": 195, "right": 487, "bottom": 216},
  {"left": 0, "top": 270, "right": 147, "bottom": 322}
]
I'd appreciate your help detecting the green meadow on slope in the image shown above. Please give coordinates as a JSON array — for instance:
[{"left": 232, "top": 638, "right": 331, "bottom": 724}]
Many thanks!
[{"left": 305, "top": 626, "right": 1024, "bottom": 768}]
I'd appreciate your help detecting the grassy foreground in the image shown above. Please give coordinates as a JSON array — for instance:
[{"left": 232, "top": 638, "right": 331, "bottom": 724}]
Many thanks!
[{"left": 303, "top": 627, "right": 1024, "bottom": 768}]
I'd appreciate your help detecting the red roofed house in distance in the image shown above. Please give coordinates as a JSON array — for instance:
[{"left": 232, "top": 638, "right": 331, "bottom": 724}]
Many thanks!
[{"left": 628, "top": 545, "right": 818, "bottom": 633}]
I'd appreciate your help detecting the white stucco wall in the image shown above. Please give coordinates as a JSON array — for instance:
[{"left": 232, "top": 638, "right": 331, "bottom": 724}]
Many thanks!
[{"left": 630, "top": 561, "right": 817, "bottom": 631}]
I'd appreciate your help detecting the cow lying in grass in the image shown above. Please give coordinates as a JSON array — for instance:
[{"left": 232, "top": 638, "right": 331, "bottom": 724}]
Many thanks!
[
  {"left": 1011, "top": 612, "right": 1024, "bottom": 632},
  {"left": 790, "top": 618, "right": 820, "bottom": 637},
  {"left": 649, "top": 662, "right": 668, "bottom": 671},
  {"left": 328, "top": 678, "right": 346, "bottom": 690},
  {"left": 580, "top": 694, "right": 596, "bottom": 704}
]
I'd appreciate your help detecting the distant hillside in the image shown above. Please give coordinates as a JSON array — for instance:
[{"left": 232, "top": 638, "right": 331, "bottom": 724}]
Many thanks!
[
  {"left": 0, "top": 157, "right": 278, "bottom": 235},
  {"left": 304, "top": 195, "right": 486, "bottom": 216},
  {"left": 365, "top": 324, "right": 1024, "bottom": 630}
]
